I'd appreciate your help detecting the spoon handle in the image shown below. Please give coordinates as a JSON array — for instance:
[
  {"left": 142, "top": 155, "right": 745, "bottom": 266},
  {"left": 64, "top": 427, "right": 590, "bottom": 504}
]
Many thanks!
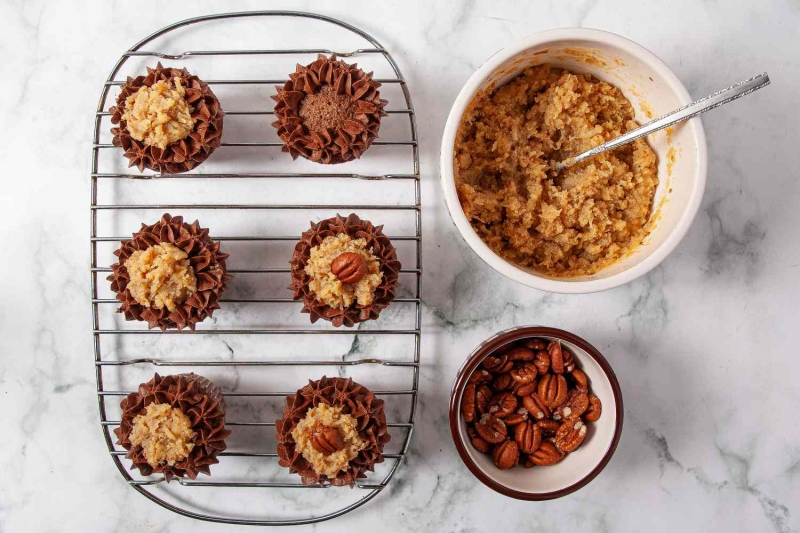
[{"left": 559, "top": 72, "right": 770, "bottom": 170}]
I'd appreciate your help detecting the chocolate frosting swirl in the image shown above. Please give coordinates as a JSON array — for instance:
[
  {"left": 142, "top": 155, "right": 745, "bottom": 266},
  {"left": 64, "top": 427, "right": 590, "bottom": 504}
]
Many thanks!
[
  {"left": 114, "top": 373, "right": 231, "bottom": 482},
  {"left": 108, "top": 213, "right": 232, "bottom": 331},
  {"left": 271, "top": 54, "right": 387, "bottom": 164},
  {"left": 110, "top": 63, "right": 224, "bottom": 174},
  {"left": 289, "top": 214, "right": 400, "bottom": 327},
  {"left": 276, "top": 376, "right": 390, "bottom": 487}
]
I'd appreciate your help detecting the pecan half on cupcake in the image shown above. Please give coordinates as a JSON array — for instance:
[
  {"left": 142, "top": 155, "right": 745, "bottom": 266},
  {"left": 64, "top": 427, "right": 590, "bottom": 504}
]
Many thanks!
[
  {"left": 276, "top": 376, "right": 390, "bottom": 487},
  {"left": 114, "top": 373, "right": 230, "bottom": 482},
  {"left": 110, "top": 63, "right": 224, "bottom": 173},
  {"left": 271, "top": 54, "right": 387, "bottom": 164},
  {"left": 289, "top": 214, "right": 400, "bottom": 327},
  {"left": 108, "top": 213, "right": 232, "bottom": 331}
]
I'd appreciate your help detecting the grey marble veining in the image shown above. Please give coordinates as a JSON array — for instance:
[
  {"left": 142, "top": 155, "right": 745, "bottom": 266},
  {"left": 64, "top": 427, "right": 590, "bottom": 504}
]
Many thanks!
[{"left": 1, "top": 0, "right": 799, "bottom": 531}]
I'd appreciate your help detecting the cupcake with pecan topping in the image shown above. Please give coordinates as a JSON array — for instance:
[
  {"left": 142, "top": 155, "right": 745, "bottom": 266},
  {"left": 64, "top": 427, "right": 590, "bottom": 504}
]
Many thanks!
[
  {"left": 271, "top": 54, "right": 387, "bottom": 164},
  {"left": 114, "top": 373, "right": 230, "bottom": 482},
  {"left": 276, "top": 376, "right": 390, "bottom": 486},
  {"left": 110, "top": 63, "right": 224, "bottom": 173},
  {"left": 108, "top": 213, "right": 232, "bottom": 331},
  {"left": 289, "top": 214, "right": 400, "bottom": 327}
]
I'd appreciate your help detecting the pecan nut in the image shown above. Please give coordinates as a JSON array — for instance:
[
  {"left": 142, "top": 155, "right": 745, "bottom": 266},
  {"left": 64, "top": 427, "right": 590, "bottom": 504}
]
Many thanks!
[
  {"left": 475, "top": 384, "right": 493, "bottom": 415},
  {"left": 530, "top": 440, "right": 564, "bottom": 466},
  {"left": 492, "top": 440, "right": 519, "bottom": 469},
  {"left": 554, "top": 389, "right": 588, "bottom": 421},
  {"left": 467, "top": 369, "right": 493, "bottom": 385},
  {"left": 548, "top": 341, "right": 565, "bottom": 374},
  {"left": 538, "top": 373, "right": 568, "bottom": 409},
  {"left": 475, "top": 414, "right": 507, "bottom": 444},
  {"left": 471, "top": 435, "right": 491, "bottom": 453},
  {"left": 569, "top": 368, "right": 589, "bottom": 393},
  {"left": 461, "top": 383, "right": 477, "bottom": 423},
  {"left": 311, "top": 426, "right": 346, "bottom": 455},
  {"left": 488, "top": 392, "right": 518, "bottom": 419},
  {"left": 506, "top": 346, "right": 534, "bottom": 361},
  {"left": 514, "top": 420, "right": 543, "bottom": 454},
  {"left": 512, "top": 380, "right": 537, "bottom": 397},
  {"left": 522, "top": 393, "right": 551, "bottom": 420},
  {"left": 584, "top": 394, "right": 602, "bottom": 422},
  {"left": 534, "top": 350, "right": 550, "bottom": 376},
  {"left": 504, "top": 407, "right": 529, "bottom": 426},
  {"left": 492, "top": 372, "right": 513, "bottom": 392},
  {"left": 555, "top": 419, "right": 587, "bottom": 453},
  {"left": 510, "top": 362, "right": 538, "bottom": 385},
  {"left": 482, "top": 354, "right": 513, "bottom": 374},
  {"left": 536, "top": 419, "right": 560, "bottom": 437},
  {"left": 562, "top": 348, "right": 575, "bottom": 373},
  {"left": 466, "top": 425, "right": 490, "bottom": 453},
  {"left": 330, "top": 252, "right": 368, "bottom": 284},
  {"left": 523, "top": 339, "right": 546, "bottom": 351}
]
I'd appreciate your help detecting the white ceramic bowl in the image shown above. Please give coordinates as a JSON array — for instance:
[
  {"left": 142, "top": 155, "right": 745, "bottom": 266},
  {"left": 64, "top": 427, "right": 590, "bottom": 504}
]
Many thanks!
[
  {"left": 440, "top": 28, "right": 707, "bottom": 293},
  {"left": 449, "top": 326, "right": 622, "bottom": 499}
]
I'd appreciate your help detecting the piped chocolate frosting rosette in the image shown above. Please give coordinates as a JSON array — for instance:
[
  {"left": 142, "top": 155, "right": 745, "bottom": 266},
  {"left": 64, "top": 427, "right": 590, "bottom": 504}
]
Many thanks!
[
  {"left": 271, "top": 54, "right": 387, "bottom": 164},
  {"left": 114, "top": 373, "right": 231, "bottom": 482},
  {"left": 108, "top": 213, "right": 232, "bottom": 331},
  {"left": 110, "top": 63, "right": 224, "bottom": 173},
  {"left": 289, "top": 214, "right": 400, "bottom": 327},
  {"left": 276, "top": 376, "right": 390, "bottom": 487}
]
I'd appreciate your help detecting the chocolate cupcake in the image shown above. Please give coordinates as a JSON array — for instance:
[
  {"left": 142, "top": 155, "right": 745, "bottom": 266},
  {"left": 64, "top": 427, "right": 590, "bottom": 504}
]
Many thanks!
[
  {"left": 114, "top": 373, "right": 230, "bottom": 482},
  {"left": 110, "top": 63, "right": 224, "bottom": 173},
  {"left": 271, "top": 54, "right": 387, "bottom": 164},
  {"left": 289, "top": 214, "right": 400, "bottom": 327},
  {"left": 108, "top": 213, "right": 232, "bottom": 331},
  {"left": 276, "top": 376, "right": 390, "bottom": 487}
]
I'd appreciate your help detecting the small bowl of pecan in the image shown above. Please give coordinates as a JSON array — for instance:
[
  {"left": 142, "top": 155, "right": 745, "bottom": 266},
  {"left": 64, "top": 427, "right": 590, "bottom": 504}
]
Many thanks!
[{"left": 449, "top": 326, "right": 623, "bottom": 500}]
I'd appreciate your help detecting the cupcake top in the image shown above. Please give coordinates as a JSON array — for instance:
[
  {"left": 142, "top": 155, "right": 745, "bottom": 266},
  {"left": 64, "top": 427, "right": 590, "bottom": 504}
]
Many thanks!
[
  {"left": 276, "top": 376, "right": 390, "bottom": 486},
  {"left": 108, "top": 213, "right": 232, "bottom": 331},
  {"left": 271, "top": 54, "right": 387, "bottom": 164},
  {"left": 110, "top": 63, "right": 224, "bottom": 174},
  {"left": 114, "top": 373, "right": 230, "bottom": 482},
  {"left": 289, "top": 214, "right": 401, "bottom": 327}
]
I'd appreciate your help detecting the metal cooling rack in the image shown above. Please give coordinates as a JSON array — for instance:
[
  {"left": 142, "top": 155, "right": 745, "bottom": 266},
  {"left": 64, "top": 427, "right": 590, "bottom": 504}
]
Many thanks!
[{"left": 90, "top": 11, "right": 420, "bottom": 526}]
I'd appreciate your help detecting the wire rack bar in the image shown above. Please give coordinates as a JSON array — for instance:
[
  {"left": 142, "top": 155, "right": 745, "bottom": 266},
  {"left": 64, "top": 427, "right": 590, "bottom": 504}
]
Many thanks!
[
  {"left": 98, "top": 390, "right": 416, "bottom": 397},
  {"left": 91, "top": 204, "right": 419, "bottom": 210},
  {"left": 91, "top": 172, "right": 417, "bottom": 179},
  {"left": 105, "top": 79, "right": 404, "bottom": 86},
  {"left": 124, "top": 47, "right": 386, "bottom": 58},
  {"left": 91, "top": 235, "right": 420, "bottom": 241},
  {"left": 96, "top": 358, "right": 418, "bottom": 366},
  {"left": 97, "top": 110, "right": 412, "bottom": 117},
  {"left": 93, "top": 141, "right": 416, "bottom": 148},
  {"left": 101, "top": 420, "right": 414, "bottom": 428},
  {"left": 91, "top": 267, "right": 421, "bottom": 273},
  {"left": 92, "top": 11, "right": 420, "bottom": 526}
]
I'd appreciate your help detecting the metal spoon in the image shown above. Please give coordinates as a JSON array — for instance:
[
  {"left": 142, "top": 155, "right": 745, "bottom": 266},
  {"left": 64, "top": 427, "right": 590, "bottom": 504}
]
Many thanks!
[{"left": 554, "top": 72, "right": 770, "bottom": 171}]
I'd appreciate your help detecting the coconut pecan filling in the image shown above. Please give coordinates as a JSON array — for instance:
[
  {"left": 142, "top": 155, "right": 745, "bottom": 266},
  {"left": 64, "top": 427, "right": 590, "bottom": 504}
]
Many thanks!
[
  {"left": 129, "top": 403, "right": 196, "bottom": 468},
  {"left": 122, "top": 78, "right": 196, "bottom": 149},
  {"left": 304, "top": 233, "right": 382, "bottom": 309},
  {"left": 290, "top": 403, "right": 366, "bottom": 478},
  {"left": 123, "top": 242, "right": 197, "bottom": 311}
]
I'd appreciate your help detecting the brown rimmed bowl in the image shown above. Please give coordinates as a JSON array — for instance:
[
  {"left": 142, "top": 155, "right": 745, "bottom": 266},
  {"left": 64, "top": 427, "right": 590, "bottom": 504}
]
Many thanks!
[{"left": 449, "top": 326, "right": 623, "bottom": 500}]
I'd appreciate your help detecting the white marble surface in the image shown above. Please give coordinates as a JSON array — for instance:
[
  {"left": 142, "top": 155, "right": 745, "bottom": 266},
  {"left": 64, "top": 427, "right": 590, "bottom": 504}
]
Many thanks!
[{"left": 2, "top": 0, "right": 799, "bottom": 531}]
